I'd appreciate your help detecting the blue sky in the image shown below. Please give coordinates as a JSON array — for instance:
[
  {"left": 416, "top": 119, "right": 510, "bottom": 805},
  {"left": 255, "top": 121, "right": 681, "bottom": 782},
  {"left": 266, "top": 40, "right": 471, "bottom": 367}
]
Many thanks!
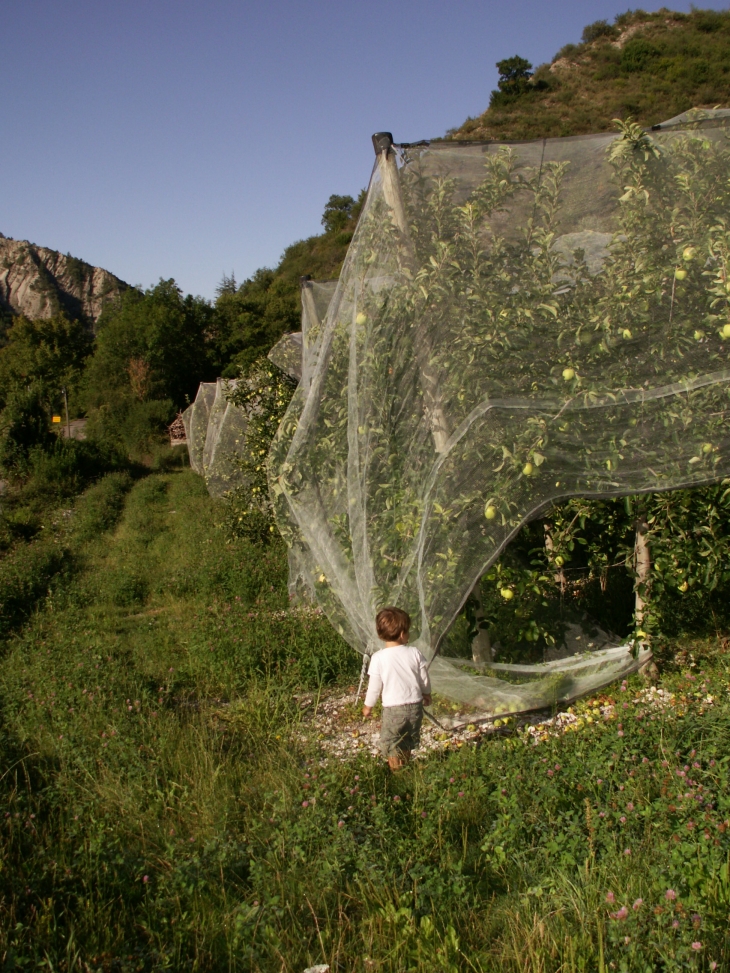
[{"left": 2, "top": 0, "right": 728, "bottom": 299}]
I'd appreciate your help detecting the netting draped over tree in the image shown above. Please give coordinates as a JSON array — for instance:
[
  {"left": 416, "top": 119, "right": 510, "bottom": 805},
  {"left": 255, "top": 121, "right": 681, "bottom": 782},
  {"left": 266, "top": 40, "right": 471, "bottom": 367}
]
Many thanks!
[
  {"left": 201, "top": 378, "right": 251, "bottom": 498},
  {"left": 182, "top": 382, "right": 216, "bottom": 475},
  {"left": 267, "top": 279, "right": 338, "bottom": 391},
  {"left": 183, "top": 285, "right": 334, "bottom": 502},
  {"left": 269, "top": 109, "right": 730, "bottom": 714},
  {"left": 270, "top": 280, "right": 338, "bottom": 598},
  {"left": 268, "top": 332, "right": 303, "bottom": 383}
]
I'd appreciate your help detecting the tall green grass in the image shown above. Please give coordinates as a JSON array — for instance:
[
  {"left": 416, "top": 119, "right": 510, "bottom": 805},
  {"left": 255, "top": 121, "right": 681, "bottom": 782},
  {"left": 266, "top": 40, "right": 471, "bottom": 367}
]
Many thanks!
[{"left": 0, "top": 471, "right": 728, "bottom": 971}]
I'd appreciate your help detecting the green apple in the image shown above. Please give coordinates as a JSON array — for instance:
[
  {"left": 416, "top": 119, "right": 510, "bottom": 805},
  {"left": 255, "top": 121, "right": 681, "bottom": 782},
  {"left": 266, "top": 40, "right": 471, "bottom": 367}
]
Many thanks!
[
  {"left": 622, "top": 328, "right": 632, "bottom": 339},
  {"left": 484, "top": 504, "right": 497, "bottom": 521},
  {"left": 356, "top": 312, "right": 367, "bottom": 326},
  {"left": 679, "top": 581, "right": 688, "bottom": 592},
  {"left": 702, "top": 443, "right": 713, "bottom": 454},
  {"left": 522, "top": 462, "right": 534, "bottom": 476},
  {"left": 562, "top": 367, "right": 575, "bottom": 381},
  {"left": 674, "top": 268, "right": 687, "bottom": 280},
  {"left": 554, "top": 555, "right": 564, "bottom": 567},
  {"left": 500, "top": 588, "right": 514, "bottom": 601},
  {"left": 682, "top": 246, "right": 696, "bottom": 262},
  {"left": 722, "top": 323, "right": 730, "bottom": 339}
]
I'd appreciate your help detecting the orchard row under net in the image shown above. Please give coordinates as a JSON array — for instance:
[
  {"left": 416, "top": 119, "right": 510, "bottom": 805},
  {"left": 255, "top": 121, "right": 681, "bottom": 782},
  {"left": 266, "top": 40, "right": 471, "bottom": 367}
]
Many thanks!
[{"left": 189, "top": 109, "right": 730, "bottom": 717}]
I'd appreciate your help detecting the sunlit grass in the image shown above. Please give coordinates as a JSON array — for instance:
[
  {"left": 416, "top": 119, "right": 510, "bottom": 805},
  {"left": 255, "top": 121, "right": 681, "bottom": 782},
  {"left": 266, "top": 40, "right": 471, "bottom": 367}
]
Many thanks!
[{"left": 0, "top": 470, "right": 728, "bottom": 970}]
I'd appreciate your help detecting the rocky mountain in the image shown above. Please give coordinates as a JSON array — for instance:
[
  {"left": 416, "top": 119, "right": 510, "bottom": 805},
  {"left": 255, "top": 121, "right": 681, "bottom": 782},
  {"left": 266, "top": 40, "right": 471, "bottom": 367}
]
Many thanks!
[{"left": 0, "top": 234, "right": 128, "bottom": 327}]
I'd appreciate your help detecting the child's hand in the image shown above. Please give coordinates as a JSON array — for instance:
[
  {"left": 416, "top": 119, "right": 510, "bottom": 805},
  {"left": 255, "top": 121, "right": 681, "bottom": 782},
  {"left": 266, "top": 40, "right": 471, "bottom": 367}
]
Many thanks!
[
  {"left": 362, "top": 705, "right": 373, "bottom": 719},
  {"left": 423, "top": 694, "right": 432, "bottom": 706}
]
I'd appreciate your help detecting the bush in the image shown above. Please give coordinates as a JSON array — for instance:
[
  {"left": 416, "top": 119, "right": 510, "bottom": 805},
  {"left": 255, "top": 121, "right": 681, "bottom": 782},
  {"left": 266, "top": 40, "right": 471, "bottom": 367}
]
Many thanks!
[
  {"left": 85, "top": 396, "right": 175, "bottom": 460},
  {"left": 0, "top": 385, "right": 56, "bottom": 475},
  {"left": 621, "top": 38, "right": 662, "bottom": 72},
  {"left": 582, "top": 19, "right": 618, "bottom": 43},
  {"left": 553, "top": 42, "right": 580, "bottom": 62},
  {"left": 21, "top": 438, "right": 126, "bottom": 501}
]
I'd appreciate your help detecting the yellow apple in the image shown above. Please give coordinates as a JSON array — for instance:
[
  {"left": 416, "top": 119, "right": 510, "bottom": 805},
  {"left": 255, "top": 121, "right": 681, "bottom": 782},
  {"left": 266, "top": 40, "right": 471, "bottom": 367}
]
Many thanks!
[
  {"left": 722, "top": 323, "right": 730, "bottom": 339},
  {"left": 500, "top": 588, "right": 514, "bottom": 601},
  {"left": 484, "top": 504, "right": 497, "bottom": 521},
  {"left": 356, "top": 312, "right": 367, "bottom": 326},
  {"left": 622, "top": 328, "right": 632, "bottom": 339},
  {"left": 522, "top": 462, "right": 534, "bottom": 476},
  {"left": 674, "top": 268, "right": 687, "bottom": 281},
  {"left": 562, "top": 367, "right": 575, "bottom": 381}
]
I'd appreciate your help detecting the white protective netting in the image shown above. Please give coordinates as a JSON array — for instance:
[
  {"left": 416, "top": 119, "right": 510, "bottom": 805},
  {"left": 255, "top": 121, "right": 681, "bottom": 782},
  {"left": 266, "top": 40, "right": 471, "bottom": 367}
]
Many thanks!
[
  {"left": 184, "top": 282, "right": 338, "bottom": 503},
  {"left": 269, "top": 110, "right": 730, "bottom": 715},
  {"left": 268, "top": 332, "right": 303, "bottom": 382},
  {"left": 269, "top": 280, "right": 339, "bottom": 600},
  {"left": 182, "top": 382, "right": 217, "bottom": 475},
  {"left": 201, "top": 379, "right": 252, "bottom": 498}
]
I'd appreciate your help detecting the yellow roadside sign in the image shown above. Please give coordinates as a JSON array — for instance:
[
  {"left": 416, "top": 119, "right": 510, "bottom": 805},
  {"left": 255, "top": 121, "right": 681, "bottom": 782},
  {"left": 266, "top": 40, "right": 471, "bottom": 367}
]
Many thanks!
[{"left": 52, "top": 415, "right": 62, "bottom": 423}]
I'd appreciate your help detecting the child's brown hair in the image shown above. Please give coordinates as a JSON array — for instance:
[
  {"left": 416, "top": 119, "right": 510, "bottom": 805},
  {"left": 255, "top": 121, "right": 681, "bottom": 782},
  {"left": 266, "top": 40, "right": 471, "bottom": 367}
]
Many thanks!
[{"left": 376, "top": 606, "right": 411, "bottom": 642}]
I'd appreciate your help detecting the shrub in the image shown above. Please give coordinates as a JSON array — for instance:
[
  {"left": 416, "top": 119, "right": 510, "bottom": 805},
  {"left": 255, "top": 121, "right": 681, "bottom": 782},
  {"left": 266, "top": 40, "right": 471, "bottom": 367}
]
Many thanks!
[
  {"left": 621, "top": 38, "right": 662, "bottom": 73},
  {"left": 582, "top": 19, "right": 618, "bottom": 44},
  {"left": 0, "top": 385, "right": 56, "bottom": 476}
]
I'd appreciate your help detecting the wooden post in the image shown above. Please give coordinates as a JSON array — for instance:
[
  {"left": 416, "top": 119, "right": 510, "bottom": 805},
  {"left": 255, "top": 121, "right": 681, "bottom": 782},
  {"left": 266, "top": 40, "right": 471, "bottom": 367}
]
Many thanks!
[
  {"left": 469, "top": 579, "right": 492, "bottom": 664},
  {"left": 372, "top": 133, "right": 411, "bottom": 246},
  {"left": 300, "top": 276, "right": 320, "bottom": 338},
  {"left": 633, "top": 515, "right": 650, "bottom": 630},
  {"left": 62, "top": 387, "right": 71, "bottom": 439},
  {"left": 371, "top": 133, "right": 450, "bottom": 453}
]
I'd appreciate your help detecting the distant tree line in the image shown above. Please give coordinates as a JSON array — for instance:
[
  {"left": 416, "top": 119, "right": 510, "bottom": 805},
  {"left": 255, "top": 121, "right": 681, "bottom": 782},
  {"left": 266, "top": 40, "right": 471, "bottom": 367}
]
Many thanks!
[{"left": 0, "top": 191, "right": 364, "bottom": 479}]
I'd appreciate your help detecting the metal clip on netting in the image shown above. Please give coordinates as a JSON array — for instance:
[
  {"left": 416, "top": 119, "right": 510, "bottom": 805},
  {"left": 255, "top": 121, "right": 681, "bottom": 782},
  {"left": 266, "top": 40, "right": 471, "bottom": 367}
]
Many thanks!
[{"left": 269, "top": 109, "right": 730, "bottom": 717}]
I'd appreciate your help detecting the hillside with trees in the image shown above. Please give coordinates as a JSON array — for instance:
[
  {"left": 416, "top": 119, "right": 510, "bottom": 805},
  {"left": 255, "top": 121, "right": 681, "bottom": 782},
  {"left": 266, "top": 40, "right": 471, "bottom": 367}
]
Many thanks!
[{"left": 450, "top": 7, "right": 730, "bottom": 141}]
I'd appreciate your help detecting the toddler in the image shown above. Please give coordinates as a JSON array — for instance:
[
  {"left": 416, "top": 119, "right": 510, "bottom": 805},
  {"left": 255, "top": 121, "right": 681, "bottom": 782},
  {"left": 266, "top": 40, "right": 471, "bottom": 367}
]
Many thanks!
[{"left": 362, "top": 607, "right": 431, "bottom": 770}]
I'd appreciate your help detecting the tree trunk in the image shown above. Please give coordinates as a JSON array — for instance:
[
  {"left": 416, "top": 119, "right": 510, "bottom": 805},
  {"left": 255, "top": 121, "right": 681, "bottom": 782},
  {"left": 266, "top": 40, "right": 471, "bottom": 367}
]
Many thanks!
[{"left": 544, "top": 522, "right": 566, "bottom": 593}]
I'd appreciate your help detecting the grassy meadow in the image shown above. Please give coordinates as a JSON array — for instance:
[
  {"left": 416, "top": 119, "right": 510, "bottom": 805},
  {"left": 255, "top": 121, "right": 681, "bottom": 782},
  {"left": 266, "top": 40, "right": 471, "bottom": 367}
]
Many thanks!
[{"left": 1, "top": 470, "right": 729, "bottom": 971}]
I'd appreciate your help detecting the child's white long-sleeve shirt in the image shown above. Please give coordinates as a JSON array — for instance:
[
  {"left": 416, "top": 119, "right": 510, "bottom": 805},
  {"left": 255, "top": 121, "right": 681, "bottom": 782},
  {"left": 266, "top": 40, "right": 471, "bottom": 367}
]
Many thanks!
[{"left": 364, "top": 645, "right": 431, "bottom": 708}]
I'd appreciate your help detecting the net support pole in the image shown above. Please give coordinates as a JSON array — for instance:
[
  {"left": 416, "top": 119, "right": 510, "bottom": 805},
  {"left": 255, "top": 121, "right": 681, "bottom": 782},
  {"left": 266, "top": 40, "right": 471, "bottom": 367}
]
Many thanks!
[
  {"left": 633, "top": 516, "right": 650, "bottom": 631},
  {"left": 469, "top": 578, "right": 492, "bottom": 664},
  {"left": 62, "top": 386, "right": 71, "bottom": 439},
  {"left": 355, "top": 653, "right": 370, "bottom": 702},
  {"left": 300, "top": 275, "right": 320, "bottom": 336},
  {"left": 300, "top": 276, "right": 318, "bottom": 389},
  {"left": 371, "top": 133, "right": 450, "bottom": 453}
]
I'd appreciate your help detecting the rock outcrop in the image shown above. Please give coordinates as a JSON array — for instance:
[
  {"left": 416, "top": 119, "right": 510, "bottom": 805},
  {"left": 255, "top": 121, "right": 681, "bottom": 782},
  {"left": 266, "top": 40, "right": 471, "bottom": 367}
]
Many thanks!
[{"left": 0, "top": 234, "right": 129, "bottom": 326}]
